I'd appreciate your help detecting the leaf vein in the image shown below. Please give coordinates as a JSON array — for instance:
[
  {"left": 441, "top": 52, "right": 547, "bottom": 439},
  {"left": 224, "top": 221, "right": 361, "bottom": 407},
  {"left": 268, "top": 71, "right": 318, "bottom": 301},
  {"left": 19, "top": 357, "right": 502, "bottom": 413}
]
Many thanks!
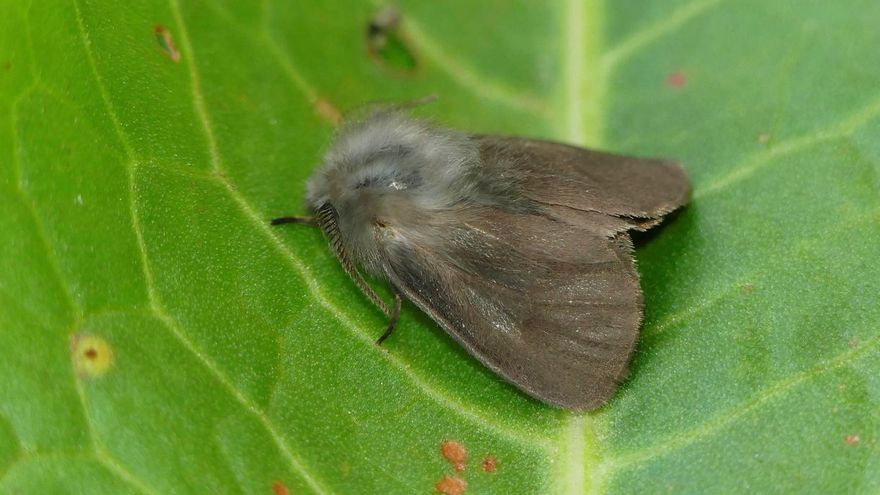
[
  {"left": 67, "top": 315, "right": 159, "bottom": 495},
  {"left": 559, "top": 1, "right": 604, "bottom": 494},
  {"left": 93, "top": 451, "right": 162, "bottom": 495},
  {"left": 599, "top": 0, "right": 722, "bottom": 72},
  {"left": 201, "top": 0, "right": 319, "bottom": 103},
  {"left": 645, "top": 207, "right": 879, "bottom": 339},
  {"left": 69, "top": 1, "right": 331, "bottom": 491},
  {"left": 696, "top": 94, "right": 880, "bottom": 199},
  {"left": 397, "top": 12, "right": 550, "bottom": 115},
  {"left": 9, "top": 87, "right": 82, "bottom": 319},
  {"left": 598, "top": 327, "right": 880, "bottom": 479}
]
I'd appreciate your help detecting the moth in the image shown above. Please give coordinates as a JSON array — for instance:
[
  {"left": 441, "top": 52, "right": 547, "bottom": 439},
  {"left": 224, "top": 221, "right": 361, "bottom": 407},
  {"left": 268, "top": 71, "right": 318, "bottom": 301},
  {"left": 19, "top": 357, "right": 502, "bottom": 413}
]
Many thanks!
[{"left": 272, "top": 108, "right": 688, "bottom": 410}]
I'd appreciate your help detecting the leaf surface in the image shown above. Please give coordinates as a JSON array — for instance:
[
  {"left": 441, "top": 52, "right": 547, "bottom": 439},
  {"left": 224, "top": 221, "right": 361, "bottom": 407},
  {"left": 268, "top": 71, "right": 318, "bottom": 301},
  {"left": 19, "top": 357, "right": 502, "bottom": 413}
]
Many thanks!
[{"left": 1, "top": 0, "right": 878, "bottom": 493}]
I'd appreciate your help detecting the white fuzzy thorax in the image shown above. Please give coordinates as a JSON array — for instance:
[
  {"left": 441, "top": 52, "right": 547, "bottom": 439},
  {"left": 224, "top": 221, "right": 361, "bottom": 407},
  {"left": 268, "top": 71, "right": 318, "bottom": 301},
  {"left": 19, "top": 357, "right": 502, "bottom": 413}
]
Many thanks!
[{"left": 306, "top": 111, "right": 483, "bottom": 275}]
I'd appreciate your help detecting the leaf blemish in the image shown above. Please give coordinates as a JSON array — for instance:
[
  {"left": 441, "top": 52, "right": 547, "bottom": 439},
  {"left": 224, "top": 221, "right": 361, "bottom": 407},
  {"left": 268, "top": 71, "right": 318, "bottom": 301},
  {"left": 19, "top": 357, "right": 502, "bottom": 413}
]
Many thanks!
[
  {"left": 665, "top": 70, "right": 688, "bottom": 88},
  {"left": 70, "top": 333, "right": 114, "bottom": 378},
  {"left": 367, "top": 6, "right": 418, "bottom": 75},
  {"left": 272, "top": 481, "right": 289, "bottom": 495},
  {"left": 314, "top": 98, "right": 342, "bottom": 125},
  {"left": 481, "top": 455, "right": 497, "bottom": 473},
  {"left": 435, "top": 475, "right": 467, "bottom": 495},
  {"left": 154, "top": 25, "right": 181, "bottom": 63},
  {"left": 440, "top": 439, "right": 467, "bottom": 472},
  {"left": 845, "top": 435, "right": 860, "bottom": 445}
]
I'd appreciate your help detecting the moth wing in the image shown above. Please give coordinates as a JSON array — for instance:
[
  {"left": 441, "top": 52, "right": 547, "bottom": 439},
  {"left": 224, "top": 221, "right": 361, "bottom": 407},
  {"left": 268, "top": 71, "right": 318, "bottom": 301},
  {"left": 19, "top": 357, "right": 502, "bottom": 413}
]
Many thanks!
[
  {"left": 476, "top": 136, "right": 690, "bottom": 230},
  {"left": 380, "top": 209, "right": 642, "bottom": 410}
]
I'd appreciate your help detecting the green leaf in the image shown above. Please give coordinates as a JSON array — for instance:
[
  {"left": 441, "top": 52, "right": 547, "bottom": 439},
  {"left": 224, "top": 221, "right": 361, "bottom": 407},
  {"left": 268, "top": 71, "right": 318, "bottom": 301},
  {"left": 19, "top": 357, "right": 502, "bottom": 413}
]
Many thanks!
[{"left": 1, "top": 0, "right": 878, "bottom": 493}]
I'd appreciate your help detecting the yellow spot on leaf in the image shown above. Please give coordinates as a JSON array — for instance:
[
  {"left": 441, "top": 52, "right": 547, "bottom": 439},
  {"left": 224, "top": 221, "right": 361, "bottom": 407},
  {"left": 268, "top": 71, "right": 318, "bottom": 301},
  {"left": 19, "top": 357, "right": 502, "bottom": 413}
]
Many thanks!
[{"left": 70, "top": 333, "right": 113, "bottom": 378}]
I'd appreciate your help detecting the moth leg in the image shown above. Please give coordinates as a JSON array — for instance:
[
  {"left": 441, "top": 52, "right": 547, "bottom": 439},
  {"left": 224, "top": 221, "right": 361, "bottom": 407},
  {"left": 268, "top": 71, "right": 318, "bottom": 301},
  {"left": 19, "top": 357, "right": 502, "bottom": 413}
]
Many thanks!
[
  {"left": 270, "top": 216, "right": 317, "bottom": 226},
  {"left": 376, "top": 292, "right": 402, "bottom": 345}
]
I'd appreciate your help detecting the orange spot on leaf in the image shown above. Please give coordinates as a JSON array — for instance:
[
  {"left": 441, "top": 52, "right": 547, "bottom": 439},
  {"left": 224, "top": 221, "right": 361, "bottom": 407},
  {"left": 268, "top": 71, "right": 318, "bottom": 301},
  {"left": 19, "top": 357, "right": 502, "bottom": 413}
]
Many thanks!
[
  {"left": 665, "top": 71, "right": 688, "bottom": 88},
  {"left": 481, "top": 455, "right": 497, "bottom": 473},
  {"left": 272, "top": 481, "right": 289, "bottom": 495},
  {"left": 845, "top": 435, "right": 860, "bottom": 445},
  {"left": 441, "top": 440, "right": 467, "bottom": 472},
  {"left": 435, "top": 475, "right": 466, "bottom": 495}
]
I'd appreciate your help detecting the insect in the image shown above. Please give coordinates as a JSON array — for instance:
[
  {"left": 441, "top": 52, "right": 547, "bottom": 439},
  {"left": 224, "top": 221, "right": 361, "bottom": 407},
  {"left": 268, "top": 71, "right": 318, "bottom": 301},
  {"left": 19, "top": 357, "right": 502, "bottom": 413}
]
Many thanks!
[{"left": 272, "top": 108, "right": 689, "bottom": 410}]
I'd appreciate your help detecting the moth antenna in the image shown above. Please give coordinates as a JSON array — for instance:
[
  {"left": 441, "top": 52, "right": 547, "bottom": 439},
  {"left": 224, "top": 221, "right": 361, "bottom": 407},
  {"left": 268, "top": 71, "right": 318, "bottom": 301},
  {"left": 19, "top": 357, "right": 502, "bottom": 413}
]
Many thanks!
[{"left": 316, "top": 203, "right": 391, "bottom": 317}]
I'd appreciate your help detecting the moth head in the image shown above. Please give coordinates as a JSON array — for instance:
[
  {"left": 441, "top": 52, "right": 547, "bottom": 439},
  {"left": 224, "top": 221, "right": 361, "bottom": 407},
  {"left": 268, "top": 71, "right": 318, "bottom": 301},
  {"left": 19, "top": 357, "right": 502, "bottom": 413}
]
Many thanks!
[
  {"left": 306, "top": 110, "right": 479, "bottom": 213},
  {"left": 305, "top": 110, "right": 479, "bottom": 268}
]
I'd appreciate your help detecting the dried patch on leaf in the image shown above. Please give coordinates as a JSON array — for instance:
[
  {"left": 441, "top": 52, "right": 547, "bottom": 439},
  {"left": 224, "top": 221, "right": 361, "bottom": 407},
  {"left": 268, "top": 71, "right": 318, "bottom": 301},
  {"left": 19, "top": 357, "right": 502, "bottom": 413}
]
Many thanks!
[
  {"left": 70, "top": 333, "right": 114, "bottom": 378},
  {"left": 849, "top": 336, "right": 859, "bottom": 349},
  {"left": 741, "top": 283, "right": 755, "bottom": 294},
  {"left": 435, "top": 475, "right": 466, "bottom": 495},
  {"left": 757, "top": 133, "right": 770, "bottom": 144},
  {"left": 481, "top": 455, "right": 497, "bottom": 473},
  {"left": 154, "top": 25, "right": 181, "bottom": 63},
  {"left": 271, "top": 481, "right": 289, "bottom": 495},
  {"left": 314, "top": 98, "right": 342, "bottom": 125},
  {"left": 441, "top": 440, "right": 467, "bottom": 472},
  {"left": 665, "top": 71, "right": 688, "bottom": 88},
  {"left": 845, "top": 435, "right": 860, "bottom": 445}
]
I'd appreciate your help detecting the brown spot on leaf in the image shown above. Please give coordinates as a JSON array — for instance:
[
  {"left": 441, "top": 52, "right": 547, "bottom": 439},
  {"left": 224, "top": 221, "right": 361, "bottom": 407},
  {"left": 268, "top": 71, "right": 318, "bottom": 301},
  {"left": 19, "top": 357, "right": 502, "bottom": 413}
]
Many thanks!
[
  {"left": 271, "top": 481, "right": 289, "bottom": 495},
  {"left": 665, "top": 71, "right": 688, "bottom": 89},
  {"left": 845, "top": 435, "right": 860, "bottom": 445},
  {"left": 441, "top": 440, "right": 467, "bottom": 472},
  {"left": 849, "top": 336, "right": 859, "bottom": 349},
  {"left": 757, "top": 133, "right": 770, "bottom": 144},
  {"left": 70, "top": 333, "right": 114, "bottom": 378},
  {"left": 435, "top": 475, "right": 466, "bottom": 495},
  {"left": 154, "top": 25, "right": 181, "bottom": 63},
  {"left": 481, "top": 455, "right": 497, "bottom": 473},
  {"left": 741, "top": 283, "right": 755, "bottom": 294},
  {"left": 314, "top": 98, "right": 342, "bottom": 125},
  {"left": 3, "top": 61, "right": 11, "bottom": 71}
]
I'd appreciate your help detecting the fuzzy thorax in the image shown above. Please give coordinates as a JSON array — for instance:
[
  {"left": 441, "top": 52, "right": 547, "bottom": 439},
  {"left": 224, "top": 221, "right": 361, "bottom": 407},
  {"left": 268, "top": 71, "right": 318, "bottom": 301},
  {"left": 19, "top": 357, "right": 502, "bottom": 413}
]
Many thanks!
[{"left": 305, "top": 111, "right": 482, "bottom": 274}]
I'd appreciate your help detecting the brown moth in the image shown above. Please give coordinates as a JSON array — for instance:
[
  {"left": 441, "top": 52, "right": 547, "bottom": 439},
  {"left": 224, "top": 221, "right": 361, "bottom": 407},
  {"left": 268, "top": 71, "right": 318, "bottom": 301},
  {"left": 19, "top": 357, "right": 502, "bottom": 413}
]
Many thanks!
[{"left": 272, "top": 109, "right": 689, "bottom": 410}]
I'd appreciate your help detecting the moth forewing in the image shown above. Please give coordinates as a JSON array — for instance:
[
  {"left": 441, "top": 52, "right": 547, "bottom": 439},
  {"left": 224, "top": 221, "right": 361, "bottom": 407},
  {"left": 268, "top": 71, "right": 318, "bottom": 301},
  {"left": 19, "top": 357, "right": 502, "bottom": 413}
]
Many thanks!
[{"left": 376, "top": 205, "right": 645, "bottom": 410}]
